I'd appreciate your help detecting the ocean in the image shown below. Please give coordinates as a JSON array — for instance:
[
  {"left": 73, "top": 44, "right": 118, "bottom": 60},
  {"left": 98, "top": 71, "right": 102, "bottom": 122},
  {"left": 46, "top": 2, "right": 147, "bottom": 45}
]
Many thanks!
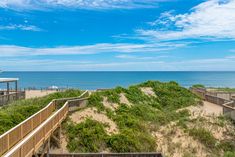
[{"left": 0, "top": 71, "right": 235, "bottom": 90}]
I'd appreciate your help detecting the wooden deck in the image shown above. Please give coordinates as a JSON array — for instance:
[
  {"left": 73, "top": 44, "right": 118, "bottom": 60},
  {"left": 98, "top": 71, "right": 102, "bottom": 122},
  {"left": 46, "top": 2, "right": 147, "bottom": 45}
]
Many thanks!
[{"left": 0, "top": 91, "right": 26, "bottom": 106}]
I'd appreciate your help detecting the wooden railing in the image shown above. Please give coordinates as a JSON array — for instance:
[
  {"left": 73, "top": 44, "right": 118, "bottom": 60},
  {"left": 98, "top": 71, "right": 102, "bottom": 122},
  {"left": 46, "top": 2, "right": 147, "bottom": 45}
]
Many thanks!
[
  {"left": 45, "top": 153, "right": 163, "bottom": 157},
  {"left": 223, "top": 101, "right": 235, "bottom": 120},
  {"left": 0, "top": 91, "right": 26, "bottom": 106},
  {"left": 0, "top": 91, "right": 89, "bottom": 157}
]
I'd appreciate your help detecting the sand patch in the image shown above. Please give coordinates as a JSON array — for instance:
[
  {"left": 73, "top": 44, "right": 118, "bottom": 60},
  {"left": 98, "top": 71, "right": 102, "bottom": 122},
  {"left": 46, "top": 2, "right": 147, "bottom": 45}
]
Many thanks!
[
  {"left": 25, "top": 90, "right": 57, "bottom": 99},
  {"left": 154, "top": 125, "right": 210, "bottom": 157},
  {"left": 50, "top": 134, "right": 69, "bottom": 154},
  {"left": 202, "top": 101, "right": 223, "bottom": 116},
  {"left": 70, "top": 107, "right": 118, "bottom": 134},
  {"left": 161, "top": 102, "right": 235, "bottom": 156},
  {"left": 178, "top": 102, "right": 235, "bottom": 141},
  {"left": 102, "top": 97, "right": 119, "bottom": 111},
  {"left": 119, "top": 93, "right": 131, "bottom": 106},
  {"left": 179, "top": 101, "right": 223, "bottom": 119},
  {"left": 140, "top": 87, "right": 156, "bottom": 97}
]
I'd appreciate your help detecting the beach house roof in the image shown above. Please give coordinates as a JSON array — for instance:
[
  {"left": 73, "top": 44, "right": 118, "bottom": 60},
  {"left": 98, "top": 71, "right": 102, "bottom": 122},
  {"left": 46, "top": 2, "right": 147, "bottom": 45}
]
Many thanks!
[{"left": 0, "top": 78, "right": 19, "bottom": 83}]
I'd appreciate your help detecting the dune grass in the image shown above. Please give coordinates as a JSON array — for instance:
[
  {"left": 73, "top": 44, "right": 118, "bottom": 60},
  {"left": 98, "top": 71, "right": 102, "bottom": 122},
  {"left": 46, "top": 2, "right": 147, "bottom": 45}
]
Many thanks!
[{"left": 65, "top": 81, "right": 200, "bottom": 153}]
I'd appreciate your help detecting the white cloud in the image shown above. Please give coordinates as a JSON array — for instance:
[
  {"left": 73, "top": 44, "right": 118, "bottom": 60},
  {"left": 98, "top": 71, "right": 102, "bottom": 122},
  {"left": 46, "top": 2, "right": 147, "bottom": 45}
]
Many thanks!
[
  {"left": 0, "top": 0, "right": 164, "bottom": 10},
  {"left": 116, "top": 54, "right": 168, "bottom": 60},
  {"left": 1, "top": 57, "right": 235, "bottom": 71},
  {"left": 0, "top": 24, "right": 42, "bottom": 31},
  {"left": 229, "top": 49, "right": 235, "bottom": 52},
  {"left": 0, "top": 43, "right": 186, "bottom": 57},
  {"left": 0, "top": 0, "right": 31, "bottom": 9},
  {"left": 138, "top": 0, "right": 235, "bottom": 41},
  {"left": 225, "top": 55, "right": 235, "bottom": 59}
]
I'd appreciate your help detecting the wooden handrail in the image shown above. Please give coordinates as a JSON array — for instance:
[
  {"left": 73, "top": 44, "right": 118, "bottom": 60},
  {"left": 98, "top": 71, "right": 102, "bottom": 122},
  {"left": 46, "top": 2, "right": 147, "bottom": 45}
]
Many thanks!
[
  {"left": 223, "top": 101, "right": 235, "bottom": 110},
  {"left": 0, "top": 90, "right": 88, "bottom": 156},
  {"left": 4, "top": 95, "right": 89, "bottom": 157},
  {"left": 46, "top": 153, "right": 163, "bottom": 157},
  {"left": 0, "top": 91, "right": 26, "bottom": 106},
  {"left": 0, "top": 91, "right": 25, "bottom": 97}
]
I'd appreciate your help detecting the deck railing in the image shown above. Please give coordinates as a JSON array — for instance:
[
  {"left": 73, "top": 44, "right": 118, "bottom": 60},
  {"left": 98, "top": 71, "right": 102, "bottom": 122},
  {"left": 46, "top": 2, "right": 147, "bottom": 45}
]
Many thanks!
[
  {"left": 0, "top": 91, "right": 25, "bottom": 106},
  {"left": 45, "top": 153, "right": 163, "bottom": 157},
  {"left": 0, "top": 91, "right": 89, "bottom": 156}
]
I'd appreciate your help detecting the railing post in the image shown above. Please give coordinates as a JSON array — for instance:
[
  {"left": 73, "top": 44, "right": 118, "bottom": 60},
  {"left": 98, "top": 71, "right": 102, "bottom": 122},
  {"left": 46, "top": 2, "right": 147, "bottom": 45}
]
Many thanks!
[
  {"left": 7, "top": 133, "right": 10, "bottom": 150},
  {"left": 7, "top": 82, "right": 10, "bottom": 101},
  {"left": 20, "top": 125, "right": 23, "bottom": 139},
  {"left": 47, "top": 136, "right": 50, "bottom": 157}
]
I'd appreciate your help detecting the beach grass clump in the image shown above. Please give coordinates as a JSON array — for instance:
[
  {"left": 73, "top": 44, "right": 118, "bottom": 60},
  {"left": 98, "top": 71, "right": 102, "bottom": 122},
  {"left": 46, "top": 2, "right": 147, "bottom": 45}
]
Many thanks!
[
  {"left": 188, "top": 128, "right": 217, "bottom": 149},
  {"left": 0, "top": 89, "right": 82, "bottom": 135},
  {"left": 139, "top": 81, "right": 199, "bottom": 110},
  {"left": 187, "top": 127, "right": 235, "bottom": 154}
]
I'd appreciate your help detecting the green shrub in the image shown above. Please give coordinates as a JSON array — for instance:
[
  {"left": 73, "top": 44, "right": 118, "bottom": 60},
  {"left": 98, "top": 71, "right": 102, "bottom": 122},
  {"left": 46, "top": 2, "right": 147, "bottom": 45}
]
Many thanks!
[
  {"left": 192, "top": 84, "right": 205, "bottom": 88},
  {"left": 87, "top": 92, "right": 105, "bottom": 111},
  {"left": 0, "top": 89, "right": 82, "bottom": 135},
  {"left": 224, "top": 151, "right": 235, "bottom": 157},
  {"left": 107, "top": 129, "right": 155, "bottom": 152},
  {"left": 66, "top": 119, "right": 108, "bottom": 152}
]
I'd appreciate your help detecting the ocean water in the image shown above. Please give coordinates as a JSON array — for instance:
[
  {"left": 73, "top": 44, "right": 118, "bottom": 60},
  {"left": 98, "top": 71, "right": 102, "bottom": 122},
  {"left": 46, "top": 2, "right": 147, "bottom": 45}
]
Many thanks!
[{"left": 0, "top": 71, "right": 235, "bottom": 90}]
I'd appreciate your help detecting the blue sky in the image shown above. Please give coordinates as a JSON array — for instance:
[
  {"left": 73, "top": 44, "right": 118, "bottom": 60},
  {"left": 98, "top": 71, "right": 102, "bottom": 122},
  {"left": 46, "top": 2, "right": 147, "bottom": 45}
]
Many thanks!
[{"left": 0, "top": 0, "right": 235, "bottom": 71}]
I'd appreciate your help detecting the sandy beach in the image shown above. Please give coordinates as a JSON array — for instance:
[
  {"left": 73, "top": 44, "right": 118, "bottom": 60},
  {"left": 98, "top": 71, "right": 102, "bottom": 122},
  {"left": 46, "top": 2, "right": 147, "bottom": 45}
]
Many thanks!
[{"left": 25, "top": 90, "right": 57, "bottom": 99}]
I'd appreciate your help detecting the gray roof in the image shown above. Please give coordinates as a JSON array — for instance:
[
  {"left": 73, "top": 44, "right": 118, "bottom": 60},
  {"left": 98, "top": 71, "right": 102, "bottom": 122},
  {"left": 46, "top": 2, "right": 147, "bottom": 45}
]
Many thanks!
[{"left": 0, "top": 78, "right": 19, "bottom": 83}]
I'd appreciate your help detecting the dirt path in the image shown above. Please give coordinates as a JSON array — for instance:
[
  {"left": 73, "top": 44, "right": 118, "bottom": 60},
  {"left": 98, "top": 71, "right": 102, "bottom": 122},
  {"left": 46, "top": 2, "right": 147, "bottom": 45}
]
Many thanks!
[{"left": 202, "top": 101, "right": 223, "bottom": 116}]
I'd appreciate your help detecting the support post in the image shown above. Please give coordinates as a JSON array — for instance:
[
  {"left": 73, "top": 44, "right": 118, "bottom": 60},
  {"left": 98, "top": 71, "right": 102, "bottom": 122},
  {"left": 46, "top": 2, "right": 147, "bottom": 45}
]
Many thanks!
[
  {"left": 15, "top": 81, "right": 18, "bottom": 99},
  {"left": 7, "top": 82, "right": 9, "bottom": 101},
  {"left": 47, "top": 137, "right": 50, "bottom": 157}
]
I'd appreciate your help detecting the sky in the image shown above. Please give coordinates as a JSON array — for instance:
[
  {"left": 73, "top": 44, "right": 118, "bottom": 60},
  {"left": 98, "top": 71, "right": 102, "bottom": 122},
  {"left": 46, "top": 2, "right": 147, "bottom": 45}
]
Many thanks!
[{"left": 0, "top": 0, "right": 235, "bottom": 71}]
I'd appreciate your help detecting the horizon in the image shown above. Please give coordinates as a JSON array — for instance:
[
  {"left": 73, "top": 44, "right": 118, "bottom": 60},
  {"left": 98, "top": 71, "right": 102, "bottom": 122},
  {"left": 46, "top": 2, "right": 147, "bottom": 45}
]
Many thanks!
[
  {"left": 2, "top": 70, "right": 235, "bottom": 72},
  {"left": 1, "top": 0, "right": 235, "bottom": 71}
]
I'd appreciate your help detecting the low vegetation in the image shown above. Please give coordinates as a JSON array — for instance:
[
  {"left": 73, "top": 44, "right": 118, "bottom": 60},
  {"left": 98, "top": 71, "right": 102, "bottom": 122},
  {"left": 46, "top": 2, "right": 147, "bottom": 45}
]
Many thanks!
[
  {"left": 209, "top": 87, "right": 235, "bottom": 93},
  {"left": 2, "top": 81, "right": 235, "bottom": 156},
  {"left": 0, "top": 89, "right": 82, "bottom": 134},
  {"left": 192, "top": 84, "right": 205, "bottom": 88},
  {"left": 64, "top": 81, "right": 215, "bottom": 154},
  {"left": 62, "top": 81, "right": 235, "bottom": 156}
]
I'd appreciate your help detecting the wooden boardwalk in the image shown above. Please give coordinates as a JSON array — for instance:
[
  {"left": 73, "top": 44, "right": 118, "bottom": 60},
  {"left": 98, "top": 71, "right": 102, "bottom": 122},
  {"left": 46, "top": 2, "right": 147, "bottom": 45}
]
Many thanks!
[
  {"left": 0, "top": 91, "right": 89, "bottom": 157},
  {"left": 191, "top": 87, "right": 235, "bottom": 120}
]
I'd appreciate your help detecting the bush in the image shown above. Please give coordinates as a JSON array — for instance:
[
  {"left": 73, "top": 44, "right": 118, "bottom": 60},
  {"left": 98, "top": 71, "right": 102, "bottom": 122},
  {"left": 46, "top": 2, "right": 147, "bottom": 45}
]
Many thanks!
[
  {"left": 224, "top": 151, "right": 235, "bottom": 157},
  {"left": 66, "top": 119, "right": 108, "bottom": 152},
  {"left": 107, "top": 129, "right": 155, "bottom": 152},
  {"left": 192, "top": 84, "right": 205, "bottom": 88},
  {"left": 0, "top": 89, "right": 82, "bottom": 135}
]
